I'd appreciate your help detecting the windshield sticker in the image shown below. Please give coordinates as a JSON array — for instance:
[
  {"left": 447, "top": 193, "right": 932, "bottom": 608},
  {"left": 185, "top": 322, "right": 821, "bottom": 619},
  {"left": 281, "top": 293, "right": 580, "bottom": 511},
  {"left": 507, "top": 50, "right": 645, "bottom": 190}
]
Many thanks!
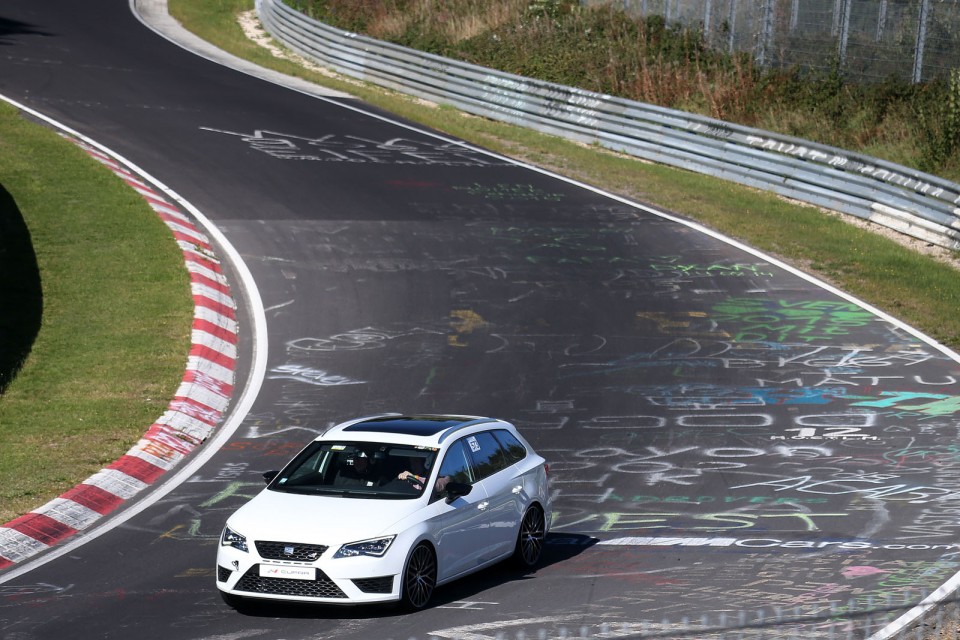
[{"left": 467, "top": 436, "right": 481, "bottom": 453}]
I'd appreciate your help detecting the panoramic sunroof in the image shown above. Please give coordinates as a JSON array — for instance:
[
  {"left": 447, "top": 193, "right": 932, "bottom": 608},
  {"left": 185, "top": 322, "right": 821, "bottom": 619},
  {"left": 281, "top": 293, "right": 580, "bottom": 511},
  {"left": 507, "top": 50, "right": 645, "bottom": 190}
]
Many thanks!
[{"left": 343, "top": 415, "right": 473, "bottom": 436}]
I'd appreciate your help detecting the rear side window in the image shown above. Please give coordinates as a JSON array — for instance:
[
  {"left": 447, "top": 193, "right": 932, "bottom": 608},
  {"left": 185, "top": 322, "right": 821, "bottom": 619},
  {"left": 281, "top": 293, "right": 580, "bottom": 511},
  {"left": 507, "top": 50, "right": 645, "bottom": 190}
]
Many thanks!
[
  {"left": 464, "top": 431, "right": 509, "bottom": 480},
  {"left": 493, "top": 429, "right": 527, "bottom": 464}
]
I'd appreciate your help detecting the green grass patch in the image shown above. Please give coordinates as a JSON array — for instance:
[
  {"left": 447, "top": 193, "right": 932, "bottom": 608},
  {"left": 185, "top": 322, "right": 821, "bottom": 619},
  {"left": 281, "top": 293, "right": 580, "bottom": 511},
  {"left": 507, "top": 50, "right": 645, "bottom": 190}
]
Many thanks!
[{"left": 0, "top": 104, "right": 192, "bottom": 522}]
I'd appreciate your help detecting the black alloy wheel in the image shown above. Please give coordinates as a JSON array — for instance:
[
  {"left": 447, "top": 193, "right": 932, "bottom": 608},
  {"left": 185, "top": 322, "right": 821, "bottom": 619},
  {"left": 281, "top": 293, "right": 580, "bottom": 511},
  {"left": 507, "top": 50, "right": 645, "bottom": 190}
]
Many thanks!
[
  {"left": 401, "top": 543, "right": 437, "bottom": 610},
  {"left": 514, "top": 504, "right": 545, "bottom": 568}
]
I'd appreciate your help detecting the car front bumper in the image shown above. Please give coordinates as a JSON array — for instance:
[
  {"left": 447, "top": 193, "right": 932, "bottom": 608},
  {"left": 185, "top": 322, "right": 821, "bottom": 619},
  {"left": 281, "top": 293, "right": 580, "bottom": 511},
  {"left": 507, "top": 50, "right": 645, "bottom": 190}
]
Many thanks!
[{"left": 216, "top": 543, "right": 407, "bottom": 604}]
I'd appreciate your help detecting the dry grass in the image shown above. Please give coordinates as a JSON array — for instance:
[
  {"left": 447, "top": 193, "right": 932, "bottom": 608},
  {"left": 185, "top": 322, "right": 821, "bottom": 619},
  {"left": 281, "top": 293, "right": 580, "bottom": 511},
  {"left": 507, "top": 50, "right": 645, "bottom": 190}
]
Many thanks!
[{"left": 367, "top": 0, "right": 528, "bottom": 42}]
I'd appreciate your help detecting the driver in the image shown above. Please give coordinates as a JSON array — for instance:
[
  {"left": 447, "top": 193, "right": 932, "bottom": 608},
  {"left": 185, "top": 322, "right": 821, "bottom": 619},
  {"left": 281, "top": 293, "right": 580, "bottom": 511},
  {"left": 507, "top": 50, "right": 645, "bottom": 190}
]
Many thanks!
[
  {"left": 398, "top": 455, "right": 428, "bottom": 491},
  {"left": 336, "top": 451, "right": 378, "bottom": 487}
]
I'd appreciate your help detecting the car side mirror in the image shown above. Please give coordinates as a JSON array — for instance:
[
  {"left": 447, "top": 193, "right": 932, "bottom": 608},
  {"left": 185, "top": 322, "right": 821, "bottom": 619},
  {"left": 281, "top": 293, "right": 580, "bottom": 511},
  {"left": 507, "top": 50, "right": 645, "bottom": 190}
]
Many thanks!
[
  {"left": 263, "top": 470, "right": 279, "bottom": 484},
  {"left": 444, "top": 482, "right": 472, "bottom": 503}
]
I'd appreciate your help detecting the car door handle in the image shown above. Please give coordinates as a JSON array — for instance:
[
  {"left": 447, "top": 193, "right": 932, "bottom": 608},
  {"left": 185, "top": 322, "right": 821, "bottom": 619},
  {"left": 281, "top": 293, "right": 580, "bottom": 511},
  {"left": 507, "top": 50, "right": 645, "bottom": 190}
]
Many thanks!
[
  {"left": 512, "top": 485, "right": 523, "bottom": 494},
  {"left": 477, "top": 501, "right": 489, "bottom": 511}
]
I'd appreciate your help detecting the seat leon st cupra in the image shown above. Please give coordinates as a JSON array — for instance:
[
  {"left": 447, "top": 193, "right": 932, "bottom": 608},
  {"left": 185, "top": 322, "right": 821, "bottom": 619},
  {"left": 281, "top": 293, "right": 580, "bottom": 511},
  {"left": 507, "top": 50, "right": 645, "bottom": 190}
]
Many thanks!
[{"left": 216, "top": 414, "right": 551, "bottom": 610}]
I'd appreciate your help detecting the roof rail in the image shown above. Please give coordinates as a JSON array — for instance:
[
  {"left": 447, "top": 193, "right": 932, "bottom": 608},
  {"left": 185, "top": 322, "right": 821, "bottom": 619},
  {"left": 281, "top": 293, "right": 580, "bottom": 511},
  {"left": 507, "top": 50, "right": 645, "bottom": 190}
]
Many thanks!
[{"left": 437, "top": 418, "right": 499, "bottom": 443}]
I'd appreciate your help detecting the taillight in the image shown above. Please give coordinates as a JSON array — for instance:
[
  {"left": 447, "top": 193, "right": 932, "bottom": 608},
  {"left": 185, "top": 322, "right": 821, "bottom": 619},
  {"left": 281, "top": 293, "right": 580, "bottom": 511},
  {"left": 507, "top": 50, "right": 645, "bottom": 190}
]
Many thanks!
[{"left": 544, "top": 463, "right": 550, "bottom": 477}]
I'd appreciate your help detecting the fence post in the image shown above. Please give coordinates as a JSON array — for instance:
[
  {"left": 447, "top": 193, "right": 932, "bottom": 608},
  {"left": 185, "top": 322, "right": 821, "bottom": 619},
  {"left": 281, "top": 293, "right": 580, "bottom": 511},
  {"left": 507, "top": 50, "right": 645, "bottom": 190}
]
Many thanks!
[
  {"left": 728, "top": 0, "right": 738, "bottom": 54},
  {"left": 756, "top": 0, "right": 776, "bottom": 67},
  {"left": 838, "top": 0, "right": 852, "bottom": 69},
  {"left": 913, "top": 0, "right": 932, "bottom": 83},
  {"left": 876, "top": 0, "right": 888, "bottom": 41}
]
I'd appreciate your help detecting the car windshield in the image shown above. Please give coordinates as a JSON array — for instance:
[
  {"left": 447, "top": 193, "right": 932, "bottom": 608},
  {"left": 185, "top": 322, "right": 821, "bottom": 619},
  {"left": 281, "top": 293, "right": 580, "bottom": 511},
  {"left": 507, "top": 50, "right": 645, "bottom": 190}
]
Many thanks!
[{"left": 269, "top": 441, "right": 440, "bottom": 499}]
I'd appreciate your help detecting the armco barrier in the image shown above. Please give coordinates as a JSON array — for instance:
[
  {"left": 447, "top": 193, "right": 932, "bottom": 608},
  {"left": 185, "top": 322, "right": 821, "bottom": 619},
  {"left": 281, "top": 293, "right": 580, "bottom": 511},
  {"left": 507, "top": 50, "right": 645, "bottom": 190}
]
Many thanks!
[{"left": 257, "top": 0, "right": 960, "bottom": 252}]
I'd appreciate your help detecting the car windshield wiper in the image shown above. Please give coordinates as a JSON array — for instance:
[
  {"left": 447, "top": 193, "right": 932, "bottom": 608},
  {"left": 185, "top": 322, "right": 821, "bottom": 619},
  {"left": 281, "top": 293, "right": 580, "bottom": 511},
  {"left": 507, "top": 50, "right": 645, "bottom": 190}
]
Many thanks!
[
  {"left": 338, "top": 490, "right": 381, "bottom": 498},
  {"left": 272, "top": 485, "right": 347, "bottom": 495}
]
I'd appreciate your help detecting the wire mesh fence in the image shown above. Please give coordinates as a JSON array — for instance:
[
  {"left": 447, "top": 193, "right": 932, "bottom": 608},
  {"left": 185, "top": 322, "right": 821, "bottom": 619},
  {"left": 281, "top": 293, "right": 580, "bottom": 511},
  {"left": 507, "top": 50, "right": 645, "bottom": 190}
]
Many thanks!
[{"left": 582, "top": 0, "right": 960, "bottom": 84}]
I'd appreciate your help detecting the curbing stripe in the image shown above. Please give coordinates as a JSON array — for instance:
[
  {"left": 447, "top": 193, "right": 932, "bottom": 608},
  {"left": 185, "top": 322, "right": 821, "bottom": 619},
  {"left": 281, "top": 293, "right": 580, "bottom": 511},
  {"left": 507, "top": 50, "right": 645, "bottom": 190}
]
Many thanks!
[
  {"left": 5, "top": 513, "right": 78, "bottom": 546},
  {"left": 84, "top": 469, "right": 149, "bottom": 499},
  {"left": 175, "top": 383, "right": 231, "bottom": 413},
  {"left": 185, "top": 259, "right": 228, "bottom": 284},
  {"left": 60, "top": 485, "right": 126, "bottom": 516},
  {"left": 193, "top": 318, "right": 238, "bottom": 344},
  {"left": 168, "top": 395, "right": 224, "bottom": 426},
  {"left": 0, "top": 529, "right": 50, "bottom": 566},
  {"left": 193, "top": 307, "right": 238, "bottom": 334},
  {"left": 188, "top": 342, "right": 237, "bottom": 370},
  {"left": 173, "top": 229, "right": 212, "bottom": 251},
  {"left": 41, "top": 499, "right": 108, "bottom": 531},
  {"left": 153, "top": 411, "right": 217, "bottom": 446},
  {"left": 185, "top": 355, "right": 235, "bottom": 388},
  {"left": 191, "top": 330, "right": 237, "bottom": 360},
  {"left": 0, "top": 136, "right": 239, "bottom": 567},
  {"left": 181, "top": 368, "right": 234, "bottom": 397},
  {"left": 190, "top": 272, "right": 232, "bottom": 296},
  {"left": 193, "top": 296, "right": 237, "bottom": 322},
  {"left": 192, "top": 283, "right": 235, "bottom": 309},
  {"left": 183, "top": 355, "right": 235, "bottom": 385},
  {"left": 107, "top": 455, "right": 168, "bottom": 483},
  {"left": 168, "top": 221, "right": 211, "bottom": 244}
]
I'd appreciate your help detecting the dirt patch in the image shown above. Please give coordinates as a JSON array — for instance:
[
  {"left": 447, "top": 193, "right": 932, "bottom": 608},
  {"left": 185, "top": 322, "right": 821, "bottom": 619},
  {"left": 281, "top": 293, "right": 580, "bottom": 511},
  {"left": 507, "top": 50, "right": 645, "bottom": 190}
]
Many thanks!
[{"left": 237, "top": 10, "right": 354, "bottom": 83}]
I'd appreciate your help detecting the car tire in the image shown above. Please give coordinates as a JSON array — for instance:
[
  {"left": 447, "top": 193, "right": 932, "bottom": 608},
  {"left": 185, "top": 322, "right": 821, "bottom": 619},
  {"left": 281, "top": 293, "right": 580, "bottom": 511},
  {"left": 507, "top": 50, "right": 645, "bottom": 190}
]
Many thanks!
[
  {"left": 513, "top": 503, "right": 545, "bottom": 568},
  {"left": 400, "top": 543, "right": 437, "bottom": 611}
]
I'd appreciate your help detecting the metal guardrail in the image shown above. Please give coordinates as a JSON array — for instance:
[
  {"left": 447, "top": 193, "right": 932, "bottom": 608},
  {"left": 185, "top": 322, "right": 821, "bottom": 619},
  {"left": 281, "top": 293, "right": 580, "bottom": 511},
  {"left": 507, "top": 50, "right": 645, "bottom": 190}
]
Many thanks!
[{"left": 257, "top": 0, "right": 960, "bottom": 252}]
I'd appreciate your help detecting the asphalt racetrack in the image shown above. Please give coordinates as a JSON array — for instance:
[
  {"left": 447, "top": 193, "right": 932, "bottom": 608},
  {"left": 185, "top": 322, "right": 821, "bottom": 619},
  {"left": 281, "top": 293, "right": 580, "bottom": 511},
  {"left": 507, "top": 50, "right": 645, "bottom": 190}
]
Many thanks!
[{"left": 3, "top": 1, "right": 960, "bottom": 638}]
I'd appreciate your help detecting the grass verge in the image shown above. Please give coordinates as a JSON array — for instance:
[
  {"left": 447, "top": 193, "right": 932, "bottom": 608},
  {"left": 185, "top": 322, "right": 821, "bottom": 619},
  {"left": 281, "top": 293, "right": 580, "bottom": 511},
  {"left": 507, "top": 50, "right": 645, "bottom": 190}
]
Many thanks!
[
  {"left": 171, "top": 0, "right": 960, "bottom": 351},
  {"left": 0, "top": 104, "right": 192, "bottom": 523}
]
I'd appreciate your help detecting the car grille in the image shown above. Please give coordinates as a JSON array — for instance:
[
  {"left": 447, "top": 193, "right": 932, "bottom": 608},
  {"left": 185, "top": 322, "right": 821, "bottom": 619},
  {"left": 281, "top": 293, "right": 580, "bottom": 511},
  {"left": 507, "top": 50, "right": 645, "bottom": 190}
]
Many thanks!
[
  {"left": 255, "top": 540, "right": 328, "bottom": 562},
  {"left": 235, "top": 565, "right": 348, "bottom": 599},
  {"left": 352, "top": 576, "right": 394, "bottom": 594},
  {"left": 217, "top": 565, "right": 232, "bottom": 583}
]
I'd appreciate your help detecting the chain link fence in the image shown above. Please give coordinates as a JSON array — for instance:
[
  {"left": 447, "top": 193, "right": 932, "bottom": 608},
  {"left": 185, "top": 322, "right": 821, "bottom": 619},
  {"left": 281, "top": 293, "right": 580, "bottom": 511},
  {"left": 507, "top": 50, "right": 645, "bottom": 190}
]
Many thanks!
[{"left": 583, "top": 0, "right": 960, "bottom": 84}]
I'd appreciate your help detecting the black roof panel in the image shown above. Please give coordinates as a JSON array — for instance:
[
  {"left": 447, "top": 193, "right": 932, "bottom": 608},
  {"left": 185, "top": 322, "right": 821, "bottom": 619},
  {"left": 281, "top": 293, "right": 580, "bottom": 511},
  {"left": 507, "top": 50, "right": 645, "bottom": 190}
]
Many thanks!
[{"left": 343, "top": 415, "right": 478, "bottom": 437}]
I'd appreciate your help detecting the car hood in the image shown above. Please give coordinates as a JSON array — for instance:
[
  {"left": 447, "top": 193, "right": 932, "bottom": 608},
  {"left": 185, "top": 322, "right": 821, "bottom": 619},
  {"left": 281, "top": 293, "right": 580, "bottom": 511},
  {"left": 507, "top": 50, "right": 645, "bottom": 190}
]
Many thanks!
[{"left": 226, "top": 489, "right": 423, "bottom": 545}]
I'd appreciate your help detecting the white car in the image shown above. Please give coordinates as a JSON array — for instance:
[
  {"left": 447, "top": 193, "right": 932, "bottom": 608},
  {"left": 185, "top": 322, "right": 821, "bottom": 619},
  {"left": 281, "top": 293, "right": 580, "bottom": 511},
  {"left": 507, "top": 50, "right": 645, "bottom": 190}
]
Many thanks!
[{"left": 216, "top": 414, "right": 551, "bottom": 610}]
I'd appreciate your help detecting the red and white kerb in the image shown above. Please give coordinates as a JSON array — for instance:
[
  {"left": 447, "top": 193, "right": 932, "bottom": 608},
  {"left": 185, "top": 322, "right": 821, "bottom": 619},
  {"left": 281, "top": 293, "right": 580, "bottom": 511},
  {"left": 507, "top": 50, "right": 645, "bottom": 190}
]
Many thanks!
[{"left": 0, "top": 137, "right": 237, "bottom": 568}]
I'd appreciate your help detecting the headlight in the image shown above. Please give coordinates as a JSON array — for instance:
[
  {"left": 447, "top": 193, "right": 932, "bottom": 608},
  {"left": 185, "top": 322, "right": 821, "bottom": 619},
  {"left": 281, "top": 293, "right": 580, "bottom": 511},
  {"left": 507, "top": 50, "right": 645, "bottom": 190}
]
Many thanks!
[
  {"left": 333, "top": 536, "right": 395, "bottom": 559},
  {"left": 220, "top": 526, "right": 248, "bottom": 552}
]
